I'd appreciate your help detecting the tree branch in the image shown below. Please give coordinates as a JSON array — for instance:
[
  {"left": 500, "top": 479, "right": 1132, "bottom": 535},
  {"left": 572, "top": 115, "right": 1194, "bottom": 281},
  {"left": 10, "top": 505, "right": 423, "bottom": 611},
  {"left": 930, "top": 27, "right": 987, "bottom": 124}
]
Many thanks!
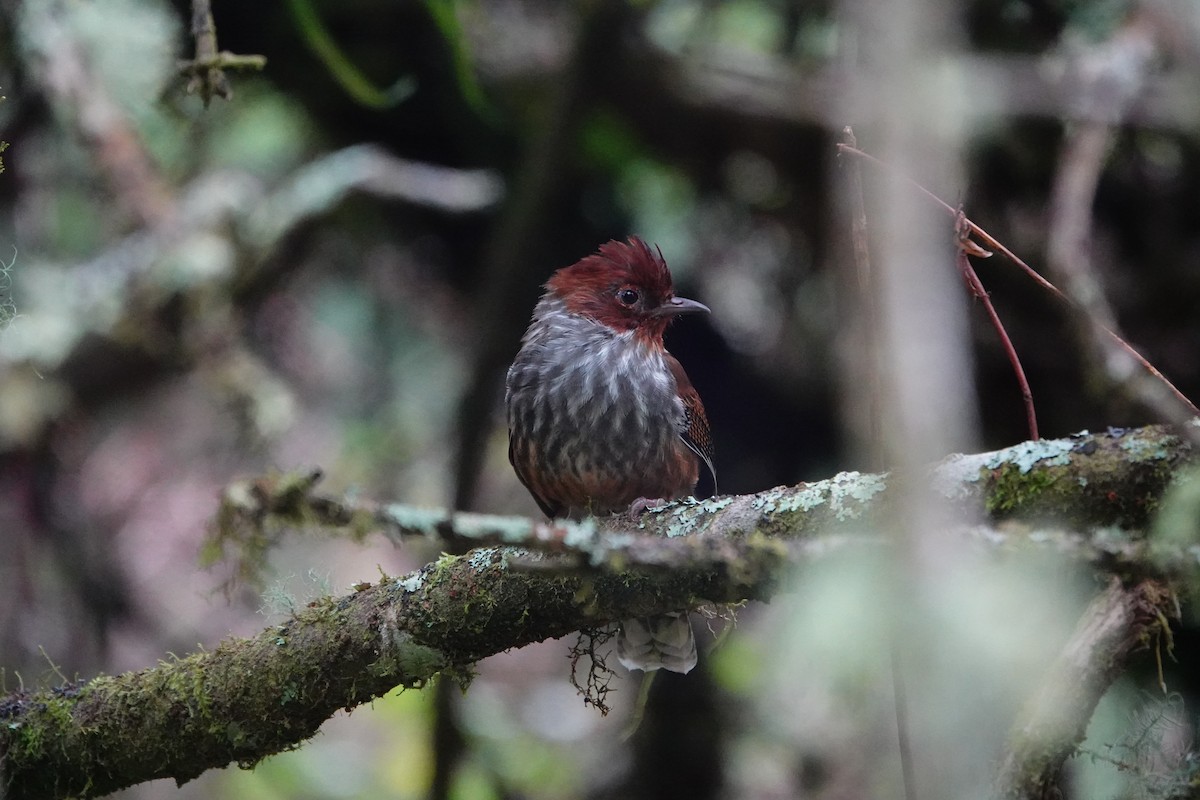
[
  {"left": 178, "top": 0, "right": 267, "bottom": 104},
  {"left": 994, "top": 577, "right": 1178, "bottom": 800},
  {"left": 1, "top": 423, "right": 1196, "bottom": 798},
  {"left": 213, "top": 423, "right": 1193, "bottom": 567}
]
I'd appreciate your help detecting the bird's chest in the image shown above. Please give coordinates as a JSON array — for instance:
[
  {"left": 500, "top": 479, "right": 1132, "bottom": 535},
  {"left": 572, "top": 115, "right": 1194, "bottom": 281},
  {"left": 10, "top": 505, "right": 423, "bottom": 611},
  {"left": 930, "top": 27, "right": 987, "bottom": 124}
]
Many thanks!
[
  {"left": 507, "top": 328, "right": 692, "bottom": 512},
  {"left": 515, "top": 333, "right": 682, "bottom": 453}
]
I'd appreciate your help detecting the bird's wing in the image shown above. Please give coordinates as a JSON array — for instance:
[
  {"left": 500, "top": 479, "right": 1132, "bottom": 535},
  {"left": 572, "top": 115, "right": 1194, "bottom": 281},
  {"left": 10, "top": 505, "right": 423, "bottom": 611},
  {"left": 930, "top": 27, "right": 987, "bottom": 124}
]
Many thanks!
[
  {"left": 667, "top": 355, "right": 717, "bottom": 498},
  {"left": 508, "top": 436, "right": 563, "bottom": 518}
]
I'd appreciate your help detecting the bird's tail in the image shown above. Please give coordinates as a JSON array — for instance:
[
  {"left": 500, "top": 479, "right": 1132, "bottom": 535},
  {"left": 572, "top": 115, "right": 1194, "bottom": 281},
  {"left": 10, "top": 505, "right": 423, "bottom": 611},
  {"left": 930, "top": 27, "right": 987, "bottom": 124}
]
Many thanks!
[{"left": 616, "top": 612, "right": 697, "bottom": 674}]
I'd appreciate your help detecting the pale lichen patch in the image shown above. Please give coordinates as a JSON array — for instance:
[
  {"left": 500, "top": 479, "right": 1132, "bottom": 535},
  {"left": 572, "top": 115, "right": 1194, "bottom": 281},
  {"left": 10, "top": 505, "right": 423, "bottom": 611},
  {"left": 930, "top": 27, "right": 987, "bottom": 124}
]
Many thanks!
[
  {"left": 499, "top": 547, "right": 539, "bottom": 567},
  {"left": 397, "top": 573, "right": 424, "bottom": 593},
  {"left": 1120, "top": 436, "right": 1169, "bottom": 463},
  {"left": 964, "top": 524, "right": 1007, "bottom": 547},
  {"left": 988, "top": 438, "right": 1074, "bottom": 473},
  {"left": 826, "top": 471, "right": 886, "bottom": 521},
  {"left": 661, "top": 498, "right": 708, "bottom": 537},
  {"left": 932, "top": 451, "right": 993, "bottom": 499},
  {"left": 382, "top": 504, "right": 448, "bottom": 536},
  {"left": 760, "top": 472, "right": 886, "bottom": 520},
  {"left": 455, "top": 513, "right": 536, "bottom": 543},
  {"left": 466, "top": 548, "right": 503, "bottom": 571},
  {"left": 559, "top": 517, "right": 599, "bottom": 549},
  {"left": 704, "top": 496, "right": 734, "bottom": 512},
  {"left": 770, "top": 482, "right": 828, "bottom": 514}
]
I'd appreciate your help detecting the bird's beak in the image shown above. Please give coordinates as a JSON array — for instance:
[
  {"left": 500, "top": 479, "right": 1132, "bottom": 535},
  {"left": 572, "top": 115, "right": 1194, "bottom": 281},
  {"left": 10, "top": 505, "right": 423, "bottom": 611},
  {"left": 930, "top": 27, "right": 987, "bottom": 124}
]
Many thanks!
[{"left": 656, "top": 296, "right": 710, "bottom": 316}]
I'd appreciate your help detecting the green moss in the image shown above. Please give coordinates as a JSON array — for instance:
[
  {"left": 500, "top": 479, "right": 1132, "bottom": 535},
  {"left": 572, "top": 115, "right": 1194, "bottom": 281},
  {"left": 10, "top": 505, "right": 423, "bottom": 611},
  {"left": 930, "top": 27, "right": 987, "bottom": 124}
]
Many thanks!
[
  {"left": 369, "top": 631, "right": 445, "bottom": 685},
  {"left": 986, "top": 462, "right": 1061, "bottom": 515},
  {"left": 440, "top": 665, "right": 477, "bottom": 693}
]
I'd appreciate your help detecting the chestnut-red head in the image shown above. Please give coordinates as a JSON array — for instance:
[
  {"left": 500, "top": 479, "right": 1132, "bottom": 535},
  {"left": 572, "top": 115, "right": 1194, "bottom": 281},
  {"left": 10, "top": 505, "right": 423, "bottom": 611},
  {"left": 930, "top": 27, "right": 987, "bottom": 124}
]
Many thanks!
[{"left": 545, "top": 236, "right": 708, "bottom": 340}]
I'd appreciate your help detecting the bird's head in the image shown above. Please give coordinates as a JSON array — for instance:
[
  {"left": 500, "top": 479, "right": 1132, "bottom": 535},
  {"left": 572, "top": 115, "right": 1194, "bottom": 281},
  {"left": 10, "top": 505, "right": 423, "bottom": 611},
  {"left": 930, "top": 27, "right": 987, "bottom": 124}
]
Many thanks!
[{"left": 545, "top": 237, "right": 709, "bottom": 341}]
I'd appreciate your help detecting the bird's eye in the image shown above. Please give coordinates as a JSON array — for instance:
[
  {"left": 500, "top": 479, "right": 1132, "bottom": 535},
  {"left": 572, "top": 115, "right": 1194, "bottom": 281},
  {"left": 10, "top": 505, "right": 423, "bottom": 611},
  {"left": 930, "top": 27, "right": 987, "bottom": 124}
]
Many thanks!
[{"left": 617, "top": 288, "right": 640, "bottom": 306}]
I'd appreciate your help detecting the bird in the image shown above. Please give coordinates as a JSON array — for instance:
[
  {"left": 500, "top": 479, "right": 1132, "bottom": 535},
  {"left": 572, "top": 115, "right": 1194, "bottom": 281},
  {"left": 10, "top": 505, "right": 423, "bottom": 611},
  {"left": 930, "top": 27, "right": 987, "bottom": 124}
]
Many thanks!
[{"left": 505, "top": 236, "right": 716, "bottom": 673}]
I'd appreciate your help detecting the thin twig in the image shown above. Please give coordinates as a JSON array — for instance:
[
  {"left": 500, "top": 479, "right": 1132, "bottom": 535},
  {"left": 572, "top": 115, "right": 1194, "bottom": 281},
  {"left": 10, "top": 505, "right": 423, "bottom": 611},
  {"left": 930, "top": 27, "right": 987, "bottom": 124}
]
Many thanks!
[
  {"left": 836, "top": 143, "right": 1200, "bottom": 420},
  {"left": 955, "top": 211, "right": 1039, "bottom": 440},
  {"left": 180, "top": 0, "right": 267, "bottom": 105},
  {"left": 184, "top": 0, "right": 230, "bottom": 104}
]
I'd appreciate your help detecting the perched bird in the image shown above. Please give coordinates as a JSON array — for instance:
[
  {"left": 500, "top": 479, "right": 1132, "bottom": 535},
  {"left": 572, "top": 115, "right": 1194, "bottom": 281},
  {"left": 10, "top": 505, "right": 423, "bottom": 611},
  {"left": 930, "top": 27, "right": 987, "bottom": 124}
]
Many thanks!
[{"left": 505, "top": 236, "right": 716, "bottom": 673}]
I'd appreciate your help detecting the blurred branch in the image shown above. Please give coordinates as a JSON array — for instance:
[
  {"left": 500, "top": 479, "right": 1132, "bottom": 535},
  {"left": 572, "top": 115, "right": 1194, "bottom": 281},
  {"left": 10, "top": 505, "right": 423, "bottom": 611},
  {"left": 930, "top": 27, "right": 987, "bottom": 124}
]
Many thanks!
[
  {"left": 837, "top": 124, "right": 919, "bottom": 800},
  {"left": 0, "top": 145, "right": 501, "bottom": 436},
  {"left": 612, "top": 47, "right": 1200, "bottom": 132},
  {"left": 994, "top": 577, "right": 1178, "bottom": 800},
  {"left": 210, "top": 424, "right": 1194, "bottom": 585},
  {"left": 241, "top": 144, "right": 503, "bottom": 255},
  {"left": 464, "top": 2, "right": 1200, "bottom": 132},
  {"left": 1044, "top": 14, "right": 1197, "bottom": 433},
  {"left": 2, "top": 422, "right": 1197, "bottom": 798},
  {"left": 24, "top": 0, "right": 175, "bottom": 226},
  {"left": 179, "top": 0, "right": 267, "bottom": 105}
]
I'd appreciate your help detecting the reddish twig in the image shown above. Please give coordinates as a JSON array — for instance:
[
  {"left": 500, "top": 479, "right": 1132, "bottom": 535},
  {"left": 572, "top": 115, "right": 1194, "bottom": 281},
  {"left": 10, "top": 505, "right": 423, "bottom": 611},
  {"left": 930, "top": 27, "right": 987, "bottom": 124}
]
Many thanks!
[
  {"left": 954, "top": 211, "right": 1039, "bottom": 440},
  {"left": 837, "top": 143, "right": 1200, "bottom": 419}
]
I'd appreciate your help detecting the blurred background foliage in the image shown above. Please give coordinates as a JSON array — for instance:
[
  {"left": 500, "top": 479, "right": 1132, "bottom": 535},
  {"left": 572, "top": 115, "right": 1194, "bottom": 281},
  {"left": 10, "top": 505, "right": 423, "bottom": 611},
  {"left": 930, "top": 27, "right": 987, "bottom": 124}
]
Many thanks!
[{"left": 1, "top": 0, "right": 1199, "bottom": 798}]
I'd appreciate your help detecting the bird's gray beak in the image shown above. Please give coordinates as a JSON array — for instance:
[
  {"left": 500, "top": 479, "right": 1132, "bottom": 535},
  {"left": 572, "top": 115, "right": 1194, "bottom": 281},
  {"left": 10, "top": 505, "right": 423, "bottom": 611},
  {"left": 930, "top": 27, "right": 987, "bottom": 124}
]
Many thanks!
[{"left": 657, "top": 296, "right": 710, "bottom": 316}]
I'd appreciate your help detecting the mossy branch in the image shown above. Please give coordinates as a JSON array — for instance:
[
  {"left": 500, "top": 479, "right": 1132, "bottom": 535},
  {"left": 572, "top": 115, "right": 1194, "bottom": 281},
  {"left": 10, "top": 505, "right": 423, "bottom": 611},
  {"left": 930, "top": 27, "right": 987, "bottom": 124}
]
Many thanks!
[
  {"left": 210, "top": 423, "right": 1196, "bottom": 582},
  {"left": 1, "top": 535, "right": 786, "bottom": 799},
  {"left": 1, "top": 423, "right": 1197, "bottom": 799}
]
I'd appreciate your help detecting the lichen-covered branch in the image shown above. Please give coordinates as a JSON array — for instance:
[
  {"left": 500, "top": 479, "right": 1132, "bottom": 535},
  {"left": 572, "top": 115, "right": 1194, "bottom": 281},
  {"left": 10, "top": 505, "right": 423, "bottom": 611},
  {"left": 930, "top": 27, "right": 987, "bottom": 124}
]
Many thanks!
[
  {"left": 2, "top": 423, "right": 1197, "bottom": 799},
  {"left": 211, "top": 423, "right": 1195, "bottom": 581}
]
